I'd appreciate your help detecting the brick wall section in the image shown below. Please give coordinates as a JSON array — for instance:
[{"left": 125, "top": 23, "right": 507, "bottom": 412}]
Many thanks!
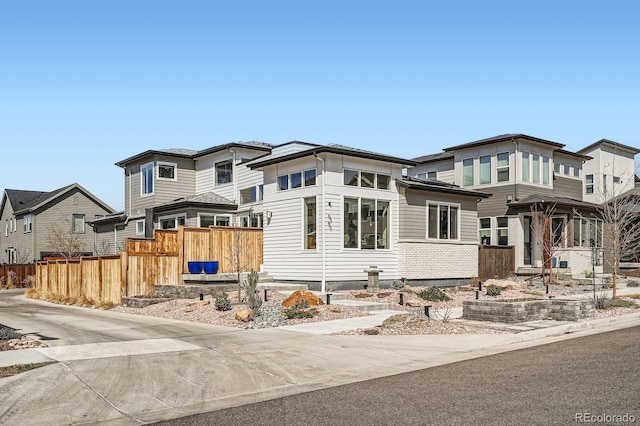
[
  {"left": 462, "top": 298, "right": 595, "bottom": 323},
  {"left": 399, "top": 242, "right": 478, "bottom": 280}
]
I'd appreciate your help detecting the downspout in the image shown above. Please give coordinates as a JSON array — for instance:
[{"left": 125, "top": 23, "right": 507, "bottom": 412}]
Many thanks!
[
  {"left": 512, "top": 138, "right": 518, "bottom": 202},
  {"left": 314, "top": 153, "right": 326, "bottom": 293},
  {"left": 228, "top": 148, "right": 238, "bottom": 204}
]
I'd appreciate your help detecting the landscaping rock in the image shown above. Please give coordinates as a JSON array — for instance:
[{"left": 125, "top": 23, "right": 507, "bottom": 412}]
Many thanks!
[
  {"left": 382, "top": 313, "right": 428, "bottom": 329},
  {"left": 187, "top": 300, "right": 210, "bottom": 307},
  {"left": 235, "top": 308, "right": 254, "bottom": 322},
  {"left": 281, "top": 290, "right": 325, "bottom": 307},
  {"left": 405, "top": 300, "right": 423, "bottom": 307}
]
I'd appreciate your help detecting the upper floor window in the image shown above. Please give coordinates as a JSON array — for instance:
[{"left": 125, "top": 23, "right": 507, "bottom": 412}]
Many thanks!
[
  {"left": 158, "top": 162, "right": 176, "bottom": 180},
  {"left": 462, "top": 159, "right": 474, "bottom": 186},
  {"left": 72, "top": 214, "right": 85, "bottom": 234},
  {"left": 554, "top": 162, "right": 561, "bottom": 173},
  {"left": 5, "top": 219, "right": 8, "bottom": 236},
  {"left": 141, "top": 162, "right": 154, "bottom": 195},
  {"left": 586, "top": 174, "right": 594, "bottom": 194},
  {"left": 563, "top": 164, "right": 571, "bottom": 175},
  {"left": 542, "top": 156, "right": 550, "bottom": 185},
  {"left": 479, "top": 156, "right": 491, "bottom": 184},
  {"left": 574, "top": 167, "right": 581, "bottom": 177},
  {"left": 479, "top": 217, "right": 491, "bottom": 245},
  {"left": 613, "top": 176, "right": 621, "bottom": 184},
  {"left": 522, "top": 152, "right": 530, "bottom": 181},
  {"left": 24, "top": 215, "right": 32, "bottom": 233},
  {"left": 532, "top": 154, "right": 540, "bottom": 183},
  {"left": 497, "top": 152, "right": 509, "bottom": 182},
  {"left": 427, "top": 171, "right": 437, "bottom": 180},
  {"left": 216, "top": 160, "right": 233, "bottom": 185},
  {"left": 279, "top": 170, "right": 316, "bottom": 191},
  {"left": 343, "top": 170, "right": 390, "bottom": 190},
  {"left": 427, "top": 202, "right": 459, "bottom": 240},
  {"left": 240, "top": 185, "right": 264, "bottom": 204}
]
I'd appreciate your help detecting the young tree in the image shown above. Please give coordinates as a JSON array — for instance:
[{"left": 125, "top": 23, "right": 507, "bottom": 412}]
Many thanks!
[
  {"left": 46, "top": 222, "right": 87, "bottom": 258},
  {"left": 225, "top": 225, "right": 255, "bottom": 303},
  {"left": 530, "top": 202, "right": 561, "bottom": 284}
]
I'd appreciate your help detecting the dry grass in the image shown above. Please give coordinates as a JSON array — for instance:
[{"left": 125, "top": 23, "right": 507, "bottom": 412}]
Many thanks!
[{"left": 0, "top": 362, "right": 55, "bottom": 379}]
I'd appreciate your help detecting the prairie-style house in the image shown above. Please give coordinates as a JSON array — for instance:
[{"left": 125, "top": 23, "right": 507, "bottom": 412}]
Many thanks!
[{"left": 409, "top": 134, "right": 639, "bottom": 275}]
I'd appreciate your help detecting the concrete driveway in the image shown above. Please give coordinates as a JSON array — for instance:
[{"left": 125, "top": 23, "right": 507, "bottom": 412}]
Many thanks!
[{"left": 1, "top": 289, "right": 639, "bottom": 425}]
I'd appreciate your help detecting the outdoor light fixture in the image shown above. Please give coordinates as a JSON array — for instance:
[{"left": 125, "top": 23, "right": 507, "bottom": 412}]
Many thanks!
[{"left": 265, "top": 211, "right": 273, "bottom": 219}]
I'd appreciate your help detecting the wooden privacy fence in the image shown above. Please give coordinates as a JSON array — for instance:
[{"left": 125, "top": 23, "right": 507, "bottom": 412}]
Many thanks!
[
  {"left": 478, "top": 245, "right": 515, "bottom": 281},
  {"left": 0, "top": 263, "right": 35, "bottom": 288},
  {"left": 35, "top": 226, "right": 263, "bottom": 304}
]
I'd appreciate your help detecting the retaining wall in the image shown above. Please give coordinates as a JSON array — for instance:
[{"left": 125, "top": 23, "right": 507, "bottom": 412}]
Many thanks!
[{"left": 462, "top": 298, "right": 595, "bottom": 323}]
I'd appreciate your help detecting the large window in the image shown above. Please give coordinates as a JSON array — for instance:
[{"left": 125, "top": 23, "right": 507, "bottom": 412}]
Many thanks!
[
  {"left": 240, "top": 185, "right": 264, "bottom": 204},
  {"left": 216, "top": 160, "right": 233, "bottom": 184},
  {"left": 479, "top": 156, "right": 491, "bottom": 184},
  {"left": 522, "top": 152, "right": 530, "bottom": 182},
  {"left": 427, "top": 203, "right": 459, "bottom": 240},
  {"left": 198, "top": 214, "right": 231, "bottom": 227},
  {"left": 542, "top": 156, "right": 550, "bottom": 185},
  {"left": 343, "top": 198, "right": 390, "bottom": 250},
  {"left": 463, "top": 158, "right": 474, "bottom": 186},
  {"left": 159, "top": 215, "right": 186, "bottom": 230},
  {"left": 141, "top": 162, "right": 154, "bottom": 195},
  {"left": 586, "top": 174, "right": 594, "bottom": 194},
  {"left": 279, "top": 170, "right": 316, "bottom": 191},
  {"left": 158, "top": 162, "right": 176, "bottom": 180},
  {"left": 479, "top": 218, "right": 491, "bottom": 245},
  {"left": 496, "top": 216, "right": 508, "bottom": 245},
  {"left": 24, "top": 214, "right": 32, "bottom": 233},
  {"left": 304, "top": 197, "right": 316, "bottom": 250},
  {"left": 72, "top": 214, "right": 85, "bottom": 234},
  {"left": 532, "top": 154, "right": 540, "bottom": 183},
  {"left": 497, "top": 152, "right": 509, "bottom": 182},
  {"left": 344, "top": 170, "right": 391, "bottom": 190},
  {"left": 551, "top": 217, "right": 565, "bottom": 246},
  {"left": 573, "top": 217, "right": 602, "bottom": 247}
]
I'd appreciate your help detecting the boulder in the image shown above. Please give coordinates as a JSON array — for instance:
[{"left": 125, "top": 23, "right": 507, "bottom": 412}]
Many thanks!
[
  {"left": 187, "top": 300, "right": 210, "bottom": 307},
  {"left": 405, "top": 300, "right": 423, "bottom": 307},
  {"left": 235, "top": 308, "right": 254, "bottom": 322},
  {"left": 282, "top": 290, "right": 325, "bottom": 307},
  {"left": 382, "top": 313, "right": 428, "bottom": 329}
]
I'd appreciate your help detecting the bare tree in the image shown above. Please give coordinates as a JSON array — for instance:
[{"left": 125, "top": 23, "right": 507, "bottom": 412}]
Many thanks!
[
  {"left": 13, "top": 247, "right": 33, "bottom": 264},
  {"left": 598, "top": 190, "right": 640, "bottom": 298},
  {"left": 225, "top": 226, "right": 255, "bottom": 303},
  {"left": 530, "top": 202, "right": 561, "bottom": 284},
  {"left": 46, "top": 222, "right": 87, "bottom": 258}
]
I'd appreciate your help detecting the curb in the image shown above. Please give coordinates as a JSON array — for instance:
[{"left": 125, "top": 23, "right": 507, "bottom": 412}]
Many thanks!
[{"left": 514, "top": 311, "right": 640, "bottom": 342}]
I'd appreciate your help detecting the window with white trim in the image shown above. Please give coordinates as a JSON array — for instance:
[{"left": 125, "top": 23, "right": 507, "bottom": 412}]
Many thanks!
[
  {"left": 586, "top": 174, "right": 594, "bottom": 194},
  {"left": 427, "top": 202, "right": 459, "bottom": 240},
  {"left": 497, "top": 152, "right": 509, "bottom": 182},
  {"left": 496, "top": 216, "right": 508, "bottom": 245},
  {"left": 343, "top": 198, "right": 390, "bottom": 249},
  {"left": 216, "top": 160, "right": 233, "bottom": 184},
  {"left": 573, "top": 217, "right": 602, "bottom": 248},
  {"left": 462, "top": 158, "right": 474, "bottom": 186},
  {"left": 159, "top": 214, "right": 186, "bottom": 230},
  {"left": 141, "top": 162, "right": 154, "bottom": 195},
  {"left": 240, "top": 185, "right": 264, "bottom": 204},
  {"left": 532, "top": 154, "right": 540, "bottom": 184},
  {"left": 427, "top": 171, "right": 437, "bottom": 180},
  {"left": 72, "top": 214, "right": 85, "bottom": 234},
  {"left": 24, "top": 214, "right": 32, "bottom": 233},
  {"left": 542, "top": 156, "right": 550, "bottom": 185},
  {"left": 158, "top": 162, "right": 176, "bottom": 180},
  {"left": 479, "top": 156, "right": 491, "bottom": 184},
  {"left": 279, "top": 170, "right": 316, "bottom": 191},
  {"left": 522, "top": 152, "right": 530, "bottom": 181},
  {"left": 304, "top": 197, "right": 316, "bottom": 249},
  {"left": 343, "top": 170, "right": 391, "bottom": 190},
  {"left": 551, "top": 217, "right": 565, "bottom": 247},
  {"left": 479, "top": 217, "right": 491, "bottom": 245},
  {"left": 136, "top": 220, "right": 145, "bottom": 236}
]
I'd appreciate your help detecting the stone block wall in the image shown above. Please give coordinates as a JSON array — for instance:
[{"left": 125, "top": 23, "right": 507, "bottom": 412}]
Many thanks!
[
  {"left": 155, "top": 284, "right": 237, "bottom": 299},
  {"left": 463, "top": 298, "right": 595, "bottom": 323}
]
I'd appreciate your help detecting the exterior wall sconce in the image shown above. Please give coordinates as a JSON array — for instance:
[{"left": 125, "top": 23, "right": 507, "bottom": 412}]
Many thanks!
[{"left": 265, "top": 211, "right": 273, "bottom": 219}]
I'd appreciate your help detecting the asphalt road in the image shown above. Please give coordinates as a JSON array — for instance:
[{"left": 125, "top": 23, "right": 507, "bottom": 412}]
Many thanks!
[{"left": 155, "top": 326, "right": 640, "bottom": 426}]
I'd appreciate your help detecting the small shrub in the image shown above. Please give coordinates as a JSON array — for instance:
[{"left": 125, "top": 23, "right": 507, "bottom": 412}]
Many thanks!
[
  {"left": 25, "top": 288, "right": 40, "bottom": 299},
  {"left": 628, "top": 294, "right": 640, "bottom": 299},
  {"left": 283, "top": 306, "right": 317, "bottom": 319},
  {"left": 485, "top": 285, "right": 502, "bottom": 297},
  {"left": 215, "top": 293, "right": 232, "bottom": 311},
  {"left": 242, "top": 270, "right": 262, "bottom": 313},
  {"left": 605, "top": 299, "right": 639, "bottom": 309},
  {"left": 595, "top": 291, "right": 608, "bottom": 309},
  {"left": 416, "top": 286, "right": 451, "bottom": 302},
  {"left": 391, "top": 280, "right": 405, "bottom": 291},
  {"left": 583, "top": 269, "right": 593, "bottom": 278},
  {"left": 628, "top": 280, "right": 640, "bottom": 288}
]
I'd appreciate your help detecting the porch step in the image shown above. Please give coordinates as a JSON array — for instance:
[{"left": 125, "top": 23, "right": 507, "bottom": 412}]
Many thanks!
[
  {"left": 268, "top": 289, "right": 389, "bottom": 311},
  {"left": 184, "top": 272, "right": 274, "bottom": 284},
  {"left": 516, "top": 267, "right": 573, "bottom": 277},
  {"left": 257, "top": 282, "right": 309, "bottom": 292}
]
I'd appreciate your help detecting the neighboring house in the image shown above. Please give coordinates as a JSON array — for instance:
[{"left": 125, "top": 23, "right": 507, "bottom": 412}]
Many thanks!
[
  {"left": 248, "top": 143, "right": 489, "bottom": 291},
  {"left": 90, "top": 142, "right": 272, "bottom": 253},
  {"left": 408, "top": 133, "right": 624, "bottom": 275},
  {"left": 0, "top": 183, "right": 115, "bottom": 263}
]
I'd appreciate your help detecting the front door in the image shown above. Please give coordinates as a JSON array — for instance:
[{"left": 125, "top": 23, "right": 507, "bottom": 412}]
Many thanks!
[{"left": 523, "top": 216, "right": 532, "bottom": 266}]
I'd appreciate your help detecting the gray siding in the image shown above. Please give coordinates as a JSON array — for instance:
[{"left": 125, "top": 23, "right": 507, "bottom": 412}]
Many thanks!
[{"left": 553, "top": 176, "right": 583, "bottom": 200}]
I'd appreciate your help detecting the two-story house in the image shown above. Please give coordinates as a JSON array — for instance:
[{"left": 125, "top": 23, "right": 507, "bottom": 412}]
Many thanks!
[
  {"left": 409, "top": 134, "right": 616, "bottom": 274},
  {"left": 0, "top": 183, "right": 115, "bottom": 263},
  {"left": 248, "top": 142, "right": 490, "bottom": 291},
  {"left": 90, "top": 142, "right": 272, "bottom": 254}
]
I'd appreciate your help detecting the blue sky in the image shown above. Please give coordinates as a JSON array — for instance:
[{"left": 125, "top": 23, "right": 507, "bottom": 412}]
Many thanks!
[{"left": 2, "top": 1, "right": 639, "bottom": 211}]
